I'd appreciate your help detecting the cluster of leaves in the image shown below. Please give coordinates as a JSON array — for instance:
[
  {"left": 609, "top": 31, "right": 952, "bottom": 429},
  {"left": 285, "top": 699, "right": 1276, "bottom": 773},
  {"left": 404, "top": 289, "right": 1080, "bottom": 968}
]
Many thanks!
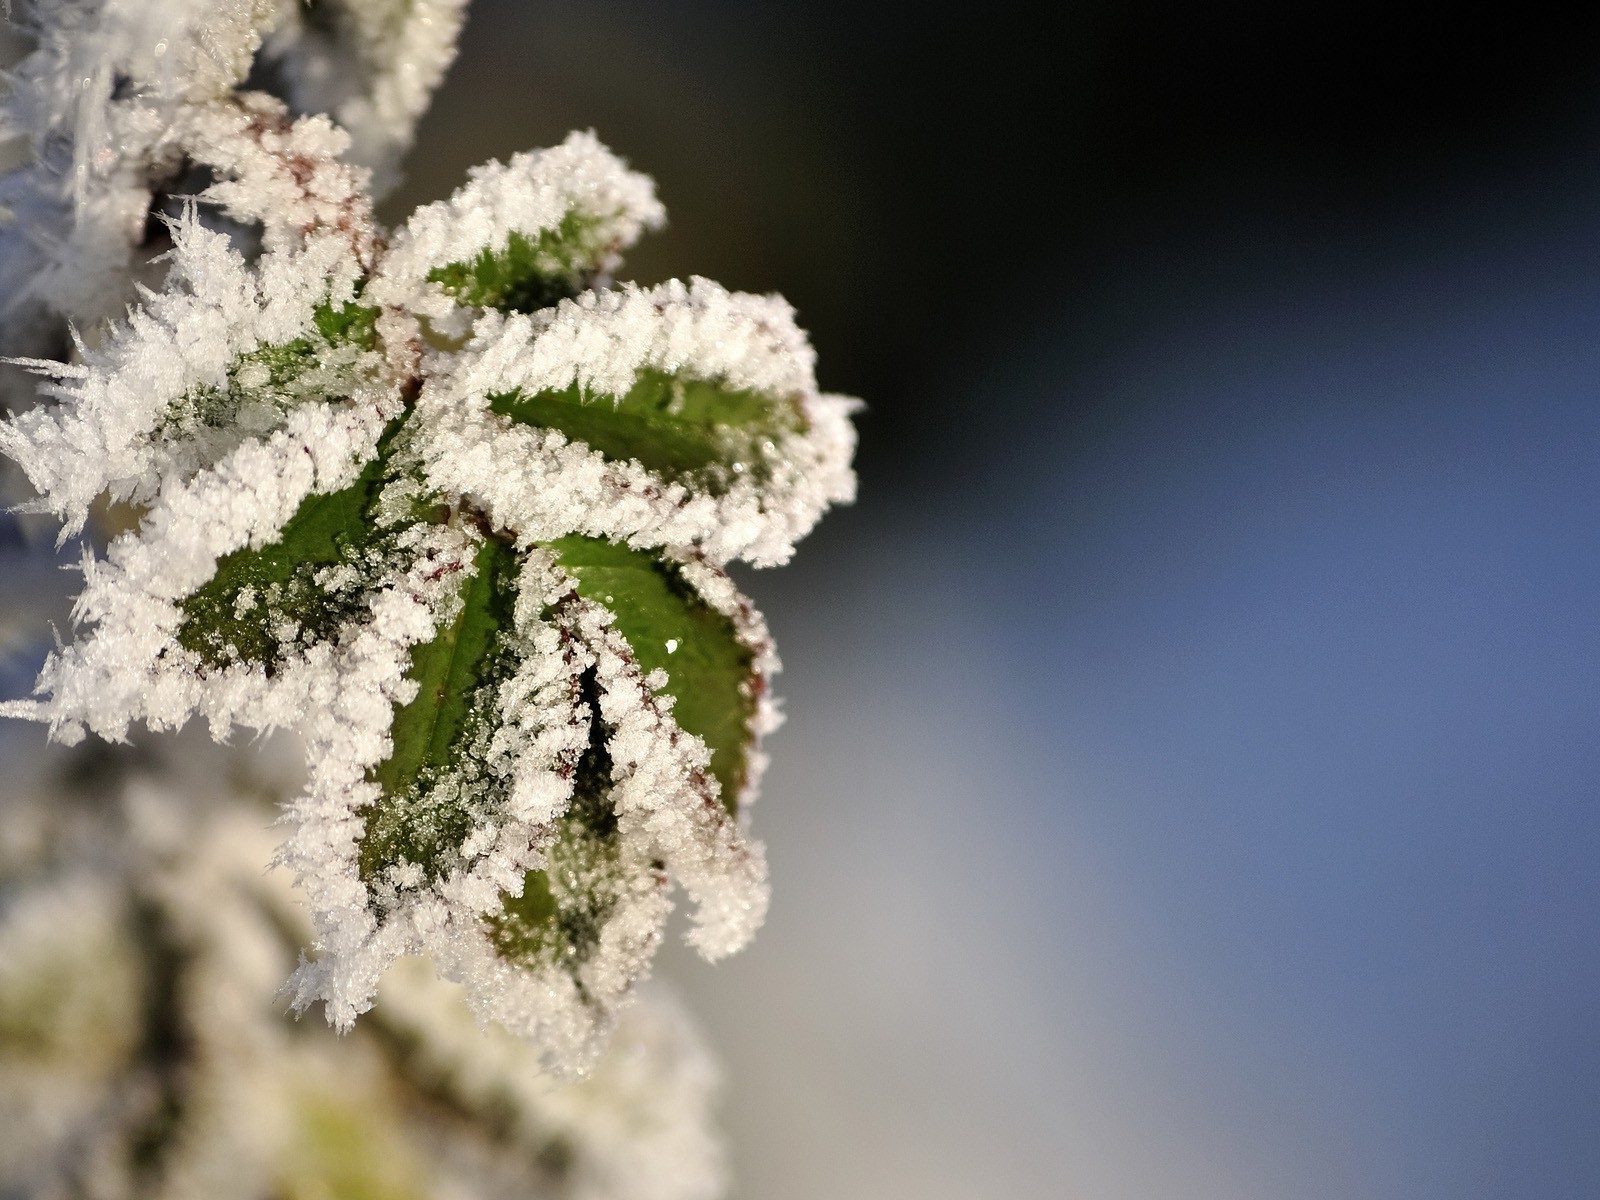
[{"left": 0, "top": 83, "right": 856, "bottom": 1068}]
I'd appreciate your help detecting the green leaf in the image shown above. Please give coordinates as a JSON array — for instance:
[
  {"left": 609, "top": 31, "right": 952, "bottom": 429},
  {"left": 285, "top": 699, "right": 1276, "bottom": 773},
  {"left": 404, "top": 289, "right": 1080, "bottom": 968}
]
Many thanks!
[
  {"left": 175, "top": 415, "right": 405, "bottom": 669},
  {"left": 489, "top": 367, "right": 806, "bottom": 489},
  {"left": 358, "top": 537, "right": 520, "bottom": 885},
  {"left": 487, "top": 668, "right": 625, "bottom": 969},
  {"left": 548, "top": 535, "right": 756, "bottom": 815},
  {"left": 311, "top": 298, "right": 381, "bottom": 349},
  {"left": 487, "top": 538, "right": 760, "bottom": 972},
  {"left": 427, "top": 212, "right": 619, "bottom": 314}
]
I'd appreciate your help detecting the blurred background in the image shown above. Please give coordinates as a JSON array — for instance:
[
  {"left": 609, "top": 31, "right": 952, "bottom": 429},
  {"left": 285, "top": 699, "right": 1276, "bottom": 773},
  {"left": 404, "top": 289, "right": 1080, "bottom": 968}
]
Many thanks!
[{"left": 385, "top": 3, "right": 1600, "bottom": 1198}]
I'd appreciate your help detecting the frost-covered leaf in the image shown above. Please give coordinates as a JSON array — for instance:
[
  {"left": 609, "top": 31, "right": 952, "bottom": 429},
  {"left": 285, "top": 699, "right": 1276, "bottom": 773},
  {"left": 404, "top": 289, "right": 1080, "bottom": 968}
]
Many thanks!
[
  {"left": 471, "top": 544, "right": 774, "bottom": 1010},
  {"left": 491, "top": 367, "right": 805, "bottom": 490},
  {"left": 546, "top": 535, "right": 761, "bottom": 814},
  {"left": 177, "top": 409, "right": 400, "bottom": 669},
  {"left": 371, "top": 131, "right": 663, "bottom": 329},
  {"left": 9, "top": 398, "right": 406, "bottom": 742},
  {"left": 359, "top": 536, "right": 521, "bottom": 884},
  {"left": 0, "top": 8, "right": 416, "bottom": 381},
  {"left": 0, "top": 8, "right": 856, "bottom": 1080},
  {"left": 286, "top": 539, "right": 772, "bottom": 1066},
  {"left": 427, "top": 208, "right": 636, "bottom": 316},
  {"left": 418, "top": 279, "right": 857, "bottom": 566},
  {"left": 486, "top": 701, "right": 648, "bottom": 974},
  {"left": 0, "top": 210, "right": 371, "bottom": 534}
]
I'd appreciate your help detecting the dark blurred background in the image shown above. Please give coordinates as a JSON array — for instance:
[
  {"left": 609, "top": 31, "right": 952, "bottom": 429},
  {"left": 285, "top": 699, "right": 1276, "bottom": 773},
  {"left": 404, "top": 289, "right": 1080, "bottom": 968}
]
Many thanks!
[{"left": 394, "top": 5, "right": 1600, "bottom": 1198}]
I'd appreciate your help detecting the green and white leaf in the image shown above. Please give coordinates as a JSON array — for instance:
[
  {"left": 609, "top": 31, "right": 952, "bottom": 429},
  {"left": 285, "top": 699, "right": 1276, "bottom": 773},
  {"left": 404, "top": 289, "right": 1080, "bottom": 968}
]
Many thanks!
[
  {"left": 176, "top": 410, "right": 407, "bottom": 671},
  {"left": 545, "top": 536, "right": 772, "bottom": 816},
  {"left": 286, "top": 536, "right": 773, "bottom": 1061},
  {"left": 10, "top": 397, "right": 408, "bottom": 743},
  {"left": 369, "top": 131, "right": 664, "bottom": 332},
  {"left": 0, "top": 213, "right": 370, "bottom": 535},
  {"left": 284, "top": 541, "right": 587, "bottom": 1033},
  {"left": 417, "top": 278, "right": 858, "bottom": 566},
  {"left": 471, "top": 542, "right": 772, "bottom": 1004}
]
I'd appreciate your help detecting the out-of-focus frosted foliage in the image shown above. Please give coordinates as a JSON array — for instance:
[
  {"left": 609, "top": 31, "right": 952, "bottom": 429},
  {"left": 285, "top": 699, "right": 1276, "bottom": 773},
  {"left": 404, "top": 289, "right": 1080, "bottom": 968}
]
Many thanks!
[
  {"left": 0, "top": 734, "right": 726, "bottom": 1200},
  {"left": 0, "top": 0, "right": 855, "bottom": 1193}
]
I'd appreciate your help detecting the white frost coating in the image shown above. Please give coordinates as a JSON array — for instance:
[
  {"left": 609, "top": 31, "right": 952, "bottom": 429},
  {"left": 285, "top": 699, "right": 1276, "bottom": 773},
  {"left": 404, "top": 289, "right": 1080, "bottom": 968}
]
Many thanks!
[
  {"left": 0, "top": 0, "right": 280, "bottom": 346},
  {"left": 422, "top": 549, "right": 767, "bottom": 1064},
  {"left": 262, "top": 0, "right": 471, "bottom": 191},
  {"left": 284, "top": 548, "right": 588, "bottom": 1037},
  {"left": 11, "top": 398, "right": 395, "bottom": 744},
  {"left": 426, "top": 851, "right": 673, "bottom": 1075},
  {"left": 290, "top": 547, "right": 769, "bottom": 1066},
  {"left": 417, "top": 279, "right": 859, "bottom": 566},
  {"left": 1, "top": 0, "right": 856, "bottom": 1084},
  {"left": 408, "top": 577, "right": 670, "bottom": 1068},
  {"left": 671, "top": 550, "right": 784, "bottom": 815},
  {"left": 0, "top": 0, "right": 449, "bottom": 362},
  {"left": 179, "top": 95, "right": 377, "bottom": 260},
  {"left": 0, "top": 210, "right": 368, "bottom": 534},
  {"left": 579, "top": 599, "right": 770, "bottom": 960},
  {"left": 370, "top": 130, "right": 665, "bottom": 325}
]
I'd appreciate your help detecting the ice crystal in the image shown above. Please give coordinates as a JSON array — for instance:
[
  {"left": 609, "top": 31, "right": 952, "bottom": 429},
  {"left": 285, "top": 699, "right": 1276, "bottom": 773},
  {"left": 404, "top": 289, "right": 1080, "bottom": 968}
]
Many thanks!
[{"left": 0, "top": 0, "right": 856, "bottom": 1075}]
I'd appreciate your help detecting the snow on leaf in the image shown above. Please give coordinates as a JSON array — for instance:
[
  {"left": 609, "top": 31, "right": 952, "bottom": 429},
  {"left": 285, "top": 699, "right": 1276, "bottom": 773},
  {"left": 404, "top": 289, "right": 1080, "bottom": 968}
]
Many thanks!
[
  {"left": 0, "top": 210, "right": 369, "bottom": 534},
  {"left": 176, "top": 412, "right": 405, "bottom": 670},
  {"left": 371, "top": 131, "right": 663, "bottom": 328},
  {"left": 489, "top": 367, "right": 805, "bottom": 491},
  {"left": 546, "top": 535, "right": 762, "bottom": 815},
  {"left": 429, "top": 210, "right": 627, "bottom": 315},
  {"left": 481, "top": 538, "right": 776, "bottom": 1028},
  {"left": 179, "top": 95, "right": 378, "bottom": 258},
  {"left": 16, "top": 397, "right": 400, "bottom": 743},
  {"left": 417, "top": 279, "right": 858, "bottom": 566},
  {"left": 360, "top": 535, "right": 526, "bottom": 886},
  {"left": 487, "top": 545, "right": 771, "bottom": 976},
  {"left": 484, "top": 685, "right": 668, "bottom": 1010}
]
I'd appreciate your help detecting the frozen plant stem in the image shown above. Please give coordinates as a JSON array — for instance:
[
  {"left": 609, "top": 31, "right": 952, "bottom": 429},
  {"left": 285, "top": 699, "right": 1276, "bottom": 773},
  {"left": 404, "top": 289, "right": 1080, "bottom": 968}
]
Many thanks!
[{"left": 0, "top": 0, "right": 855, "bottom": 1084}]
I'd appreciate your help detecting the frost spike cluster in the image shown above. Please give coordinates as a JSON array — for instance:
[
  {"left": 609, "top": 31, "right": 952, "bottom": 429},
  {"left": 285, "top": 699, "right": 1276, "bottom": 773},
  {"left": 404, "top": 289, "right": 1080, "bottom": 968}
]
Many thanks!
[
  {"left": 0, "top": 15, "right": 855, "bottom": 1070},
  {"left": 0, "top": 0, "right": 464, "bottom": 362}
]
